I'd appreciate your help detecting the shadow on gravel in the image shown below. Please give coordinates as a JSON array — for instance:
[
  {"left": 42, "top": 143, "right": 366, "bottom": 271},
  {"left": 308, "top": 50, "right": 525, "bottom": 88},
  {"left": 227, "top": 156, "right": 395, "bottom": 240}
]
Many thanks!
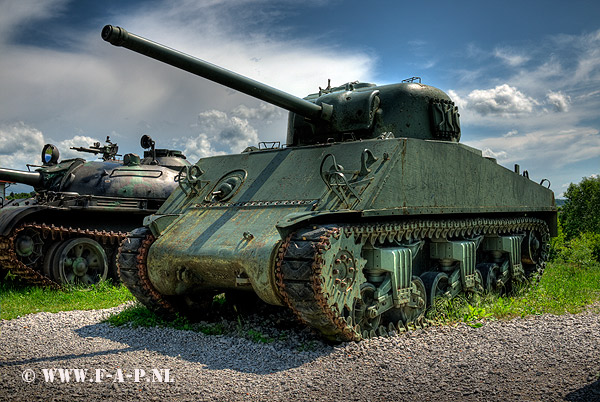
[
  {"left": 565, "top": 377, "right": 600, "bottom": 402},
  {"left": 67, "top": 299, "right": 337, "bottom": 374},
  {"left": 0, "top": 348, "right": 139, "bottom": 368},
  {"left": 72, "top": 324, "right": 333, "bottom": 375}
]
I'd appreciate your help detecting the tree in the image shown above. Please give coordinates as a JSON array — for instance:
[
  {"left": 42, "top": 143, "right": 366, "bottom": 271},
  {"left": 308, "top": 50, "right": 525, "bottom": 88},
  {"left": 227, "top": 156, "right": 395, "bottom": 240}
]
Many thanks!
[{"left": 560, "top": 176, "right": 600, "bottom": 240}]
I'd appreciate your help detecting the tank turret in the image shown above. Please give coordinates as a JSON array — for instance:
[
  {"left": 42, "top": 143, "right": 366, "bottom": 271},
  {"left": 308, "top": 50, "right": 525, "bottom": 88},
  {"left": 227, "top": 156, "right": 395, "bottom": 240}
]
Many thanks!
[
  {"left": 0, "top": 136, "right": 190, "bottom": 288},
  {"left": 0, "top": 137, "right": 187, "bottom": 199},
  {"left": 105, "top": 26, "right": 556, "bottom": 342},
  {"left": 102, "top": 25, "right": 461, "bottom": 148}
]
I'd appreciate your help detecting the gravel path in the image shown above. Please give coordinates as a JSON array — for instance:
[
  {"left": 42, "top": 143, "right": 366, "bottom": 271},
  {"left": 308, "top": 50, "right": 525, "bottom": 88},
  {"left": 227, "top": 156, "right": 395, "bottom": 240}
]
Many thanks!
[{"left": 1, "top": 304, "right": 599, "bottom": 402}]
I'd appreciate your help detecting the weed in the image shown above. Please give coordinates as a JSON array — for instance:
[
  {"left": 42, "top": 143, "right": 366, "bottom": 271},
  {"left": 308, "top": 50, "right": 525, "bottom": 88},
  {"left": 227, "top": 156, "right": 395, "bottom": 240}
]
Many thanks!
[
  {"left": 463, "top": 304, "right": 493, "bottom": 322},
  {"left": 199, "top": 323, "right": 225, "bottom": 335},
  {"left": 297, "top": 340, "right": 319, "bottom": 352},
  {"left": 246, "top": 329, "right": 274, "bottom": 344},
  {"left": 105, "top": 303, "right": 162, "bottom": 327},
  {"left": 213, "top": 292, "right": 227, "bottom": 305},
  {"left": 104, "top": 303, "right": 226, "bottom": 335},
  {"left": 427, "top": 259, "right": 600, "bottom": 326}
]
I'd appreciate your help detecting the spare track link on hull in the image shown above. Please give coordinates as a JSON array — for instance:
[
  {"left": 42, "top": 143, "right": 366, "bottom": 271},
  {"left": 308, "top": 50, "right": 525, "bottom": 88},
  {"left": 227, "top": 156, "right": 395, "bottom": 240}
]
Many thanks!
[
  {"left": 275, "top": 217, "right": 550, "bottom": 342},
  {"left": 117, "top": 227, "right": 178, "bottom": 317},
  {"left": 0, "top": 223, "right": 126, "bottom": 289}
]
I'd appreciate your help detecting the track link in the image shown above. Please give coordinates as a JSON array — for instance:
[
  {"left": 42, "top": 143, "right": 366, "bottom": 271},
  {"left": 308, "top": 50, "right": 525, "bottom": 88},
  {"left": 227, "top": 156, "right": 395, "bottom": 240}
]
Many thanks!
[{"left": 276, "top": 226, "right": 363, "bottom": 342}]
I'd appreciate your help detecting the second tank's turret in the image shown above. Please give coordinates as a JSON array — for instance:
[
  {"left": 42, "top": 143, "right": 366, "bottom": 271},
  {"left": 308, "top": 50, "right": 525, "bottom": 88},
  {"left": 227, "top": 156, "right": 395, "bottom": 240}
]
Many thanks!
[{"left": 0, "top": 136, "right": 189, "bottom": 199}]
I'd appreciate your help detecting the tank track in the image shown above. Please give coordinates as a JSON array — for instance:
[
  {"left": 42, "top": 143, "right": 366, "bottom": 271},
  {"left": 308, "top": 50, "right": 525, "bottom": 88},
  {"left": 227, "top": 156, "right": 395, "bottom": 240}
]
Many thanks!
[
  {"left": 275, "top": 216, "right": 550, "bottom": 342},
  {"left": 116, "top": 227, "right": 178, "bottom": 317},
  {"left": 0, "top": 223, "right": 126, "bottom": 289}
]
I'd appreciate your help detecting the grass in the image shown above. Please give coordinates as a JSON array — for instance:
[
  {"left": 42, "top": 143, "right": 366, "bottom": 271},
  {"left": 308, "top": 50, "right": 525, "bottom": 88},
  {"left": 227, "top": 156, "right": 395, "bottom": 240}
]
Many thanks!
[
  {"left": 0, "top": 279, "right": 135, "bottom": 320},
  {"left": 246, "top": 328, "right": 275, "bottom": 343},
  {"left": 427, "top": 260, "right": 600, "bottom": 325},
  {"left": 104, "top": 301, "right": 279, "bottom": 343},
  {"left": 104, "top": 303, "right": 226, "bottom": 336}
]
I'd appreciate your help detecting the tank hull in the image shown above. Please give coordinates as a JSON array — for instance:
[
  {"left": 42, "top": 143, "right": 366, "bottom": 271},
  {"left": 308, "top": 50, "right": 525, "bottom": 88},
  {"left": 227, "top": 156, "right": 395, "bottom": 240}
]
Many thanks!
[{"left": 145, "top": 137, "right": 556, "bottom": 306}]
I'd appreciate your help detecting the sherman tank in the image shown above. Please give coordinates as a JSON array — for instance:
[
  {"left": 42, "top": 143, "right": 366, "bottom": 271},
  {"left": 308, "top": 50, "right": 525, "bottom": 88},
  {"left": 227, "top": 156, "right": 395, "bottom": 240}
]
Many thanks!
[
  {"left": 104, "top": 25, "right": 557, "bottom": 341},
  {"left": 0, "top": 135, "right": 190, "bottom": 288}
]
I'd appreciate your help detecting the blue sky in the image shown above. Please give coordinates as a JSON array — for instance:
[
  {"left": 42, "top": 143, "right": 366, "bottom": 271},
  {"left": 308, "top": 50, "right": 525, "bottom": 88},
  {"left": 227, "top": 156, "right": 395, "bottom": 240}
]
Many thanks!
[{"left": 1, "top": 0, "right": 599, "bottom": 197}]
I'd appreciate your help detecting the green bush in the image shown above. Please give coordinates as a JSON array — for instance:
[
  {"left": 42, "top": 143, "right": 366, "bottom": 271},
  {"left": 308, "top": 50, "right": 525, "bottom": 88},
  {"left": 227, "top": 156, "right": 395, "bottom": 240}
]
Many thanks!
[
  {"left": 560, "top": 176, "right": 600, "bottom": 240},
  {"left": 548, "top": 220, "right": 567, "bottom": 261},
  {"left": 551, "top": 230, "right": 600, "bottom": 268},
  {"left": 553, "top": 175, "right": 600, "bottom": 266}
]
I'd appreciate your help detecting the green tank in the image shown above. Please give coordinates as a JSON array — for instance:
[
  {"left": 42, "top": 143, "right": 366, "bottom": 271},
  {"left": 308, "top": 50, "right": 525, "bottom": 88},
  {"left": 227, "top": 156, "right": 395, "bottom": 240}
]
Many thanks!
[
  {"left": 0, "top": 135, "right": 190, "bottom": 288},
  {"left": 104, "top": 25, "right": 557, "bottom": 341}
]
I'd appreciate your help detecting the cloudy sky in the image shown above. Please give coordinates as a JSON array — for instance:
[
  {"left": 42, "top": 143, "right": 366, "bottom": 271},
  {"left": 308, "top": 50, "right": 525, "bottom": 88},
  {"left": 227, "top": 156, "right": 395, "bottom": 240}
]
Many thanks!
[{"left": 1, "top": 0, "right": 599, "bottom": 197}]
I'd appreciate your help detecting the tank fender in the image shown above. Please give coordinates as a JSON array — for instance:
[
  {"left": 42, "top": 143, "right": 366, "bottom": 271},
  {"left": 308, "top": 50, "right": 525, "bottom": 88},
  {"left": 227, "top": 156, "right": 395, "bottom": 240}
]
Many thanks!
[
  {"left": 276, "top": 210, "right": 362, "bottom": 238},
  {"left": 0, "top": 205, "right": 51, "bottom": 236},
  {"left": 143, "top": 213, "right": 181, "bottom": 237},
  {"left": 276, "top": 210, "right": 559, "bottom": 239}
]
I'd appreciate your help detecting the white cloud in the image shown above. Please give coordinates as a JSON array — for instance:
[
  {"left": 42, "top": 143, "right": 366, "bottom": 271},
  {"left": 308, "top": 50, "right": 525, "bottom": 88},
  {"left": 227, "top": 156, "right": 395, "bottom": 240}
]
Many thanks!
[
  {"left": 231, "top": 103, "right": 285, "bottom": 122},
  {"left": 466, "top": 84, "right": 537, "bottom": 116},
  {"left": 447, "top": 90, "right": 467, "bottom": 110},
  {"left": 55, "top": 136, "right": 103, "bottom": 160},
  {"left": 174, "top": 133, "right": 225, "bottom": 163},
  {"left": 196, "top": 110, "right": 259, "bottom": 153},
  {"left": 552, "top": 30, "right": 600, "bottom": 84},
  {"left": 0, "top": 122, "right": 45, "bottom": 169},
  {"left": 481, "top": 147, "right": 508, "bottom": 161},
  {"left": 0, "top": 0, "right": 68, "bottom": 39},
  {"left": 494, "top": 47, "right": 530, "bottom": 67},
  {"left": 118, "top": 2, "right": 374, "bottom": 97},
  {"left": 0, "top": 122, "right": 106, "bottom": 172},
  {"left": 0, "top": 0, "right": 375, "bottom": 168},
  {"left": 467, "top": 127, "right": 600, "bottom": 170},
  {"left": 450, "top": 29, "right": 600, "bottom": 194},
  {"left": 546, "top": 91, "right": 571, "bottom": 112},
  {"left": 175, "top": 108, "right": 263, "bottom": 161}
]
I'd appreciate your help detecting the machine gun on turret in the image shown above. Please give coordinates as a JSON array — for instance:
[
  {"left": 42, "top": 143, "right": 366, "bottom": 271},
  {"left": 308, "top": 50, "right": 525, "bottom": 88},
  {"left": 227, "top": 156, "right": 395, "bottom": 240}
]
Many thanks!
[{"left": 70, "top": 136, "right": 120, "bottom": 161}]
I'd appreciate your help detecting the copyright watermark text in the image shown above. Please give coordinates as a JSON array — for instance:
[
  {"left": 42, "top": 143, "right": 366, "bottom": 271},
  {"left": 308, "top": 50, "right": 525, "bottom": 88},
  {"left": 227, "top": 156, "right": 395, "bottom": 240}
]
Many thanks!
[{"left": 21, "top": 368, "right": 174, "bottom": 384}]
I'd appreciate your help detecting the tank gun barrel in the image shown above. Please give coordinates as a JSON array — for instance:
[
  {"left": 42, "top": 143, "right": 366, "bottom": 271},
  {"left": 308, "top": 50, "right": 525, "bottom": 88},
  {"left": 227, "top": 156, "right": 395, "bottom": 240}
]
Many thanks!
[
  {"left": 0, "top": 168, "right": 42, "bottom": 187},
  {"left": 101, "top": 25, "right": 326, "bottom": 121}
]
